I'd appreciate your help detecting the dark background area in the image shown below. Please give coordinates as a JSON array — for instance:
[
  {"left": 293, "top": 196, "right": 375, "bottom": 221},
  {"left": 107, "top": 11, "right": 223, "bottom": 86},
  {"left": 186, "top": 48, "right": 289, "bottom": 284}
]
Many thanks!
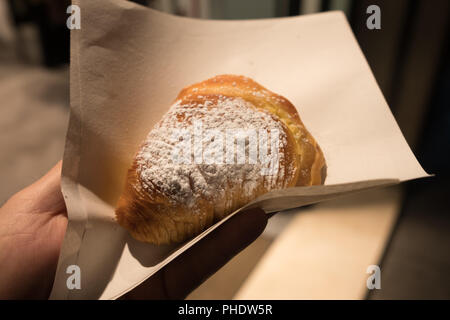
[{"left": 1, "top": 0, "right": 449, "bottom": 299}]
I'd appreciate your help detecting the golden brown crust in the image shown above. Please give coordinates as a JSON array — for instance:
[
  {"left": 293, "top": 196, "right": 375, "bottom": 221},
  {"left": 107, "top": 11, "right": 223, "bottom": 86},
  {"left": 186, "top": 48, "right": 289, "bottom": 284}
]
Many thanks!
[
  {"left": 177, "top": 75, "right": 326, "bottom": 186},
  {"left": 115, "top": 161, "right": 214, "bottom": 243},
  {"left": 116, "top": 75, "right": 326, "bottom": 244}
]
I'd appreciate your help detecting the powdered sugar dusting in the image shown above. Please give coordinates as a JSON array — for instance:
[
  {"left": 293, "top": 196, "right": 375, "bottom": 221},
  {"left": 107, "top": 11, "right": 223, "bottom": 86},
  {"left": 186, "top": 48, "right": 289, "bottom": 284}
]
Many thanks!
[{"left": 135, "top": 95, "right": 292, "bottom": 211}]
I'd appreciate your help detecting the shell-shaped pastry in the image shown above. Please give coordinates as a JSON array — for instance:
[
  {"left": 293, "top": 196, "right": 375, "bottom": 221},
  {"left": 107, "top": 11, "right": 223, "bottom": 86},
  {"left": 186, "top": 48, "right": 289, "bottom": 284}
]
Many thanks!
[{"left": 116, "top": 75, "right": 326, "bottom": 244}]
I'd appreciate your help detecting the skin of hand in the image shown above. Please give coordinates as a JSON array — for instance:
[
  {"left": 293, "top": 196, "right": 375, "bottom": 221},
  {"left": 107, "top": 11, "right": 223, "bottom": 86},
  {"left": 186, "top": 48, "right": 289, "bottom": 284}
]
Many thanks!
[{"left": 0, "top": 161, "right": 267, "bottom": 300}]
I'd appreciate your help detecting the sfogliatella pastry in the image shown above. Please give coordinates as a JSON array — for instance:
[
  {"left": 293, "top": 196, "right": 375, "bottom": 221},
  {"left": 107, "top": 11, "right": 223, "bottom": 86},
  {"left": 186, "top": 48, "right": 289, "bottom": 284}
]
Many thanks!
[{"left": 116, "top": 75, "right": 326, "bottom": 244}]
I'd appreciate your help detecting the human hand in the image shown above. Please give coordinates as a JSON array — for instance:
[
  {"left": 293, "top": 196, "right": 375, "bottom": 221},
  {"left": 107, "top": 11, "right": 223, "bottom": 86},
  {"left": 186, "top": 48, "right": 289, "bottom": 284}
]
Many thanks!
[
  {"left": 0, "top": 161, "right": 67, "bottom": 299},
  {"left": 0, "top": 162, "right": 267, "bottom": 299}
]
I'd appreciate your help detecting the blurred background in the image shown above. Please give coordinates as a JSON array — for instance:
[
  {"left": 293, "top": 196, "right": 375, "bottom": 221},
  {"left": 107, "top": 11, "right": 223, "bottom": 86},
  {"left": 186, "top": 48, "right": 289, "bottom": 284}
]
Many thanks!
[{"left": 0, "top": 0, "right": 449, "bottom": 299}]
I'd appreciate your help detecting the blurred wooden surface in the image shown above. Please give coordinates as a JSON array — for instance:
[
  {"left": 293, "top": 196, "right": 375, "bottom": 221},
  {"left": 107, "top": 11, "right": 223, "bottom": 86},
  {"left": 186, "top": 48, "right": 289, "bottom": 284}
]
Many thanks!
[{"left": 234, "top": 187, "right": 402, "bottom": 299}]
